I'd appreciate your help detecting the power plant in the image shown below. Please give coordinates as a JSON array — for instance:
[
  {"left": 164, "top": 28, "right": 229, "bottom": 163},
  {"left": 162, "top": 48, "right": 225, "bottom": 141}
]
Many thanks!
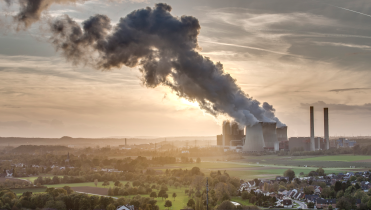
[
  {"left": 217, "top": 121, "right": 286, "bottom": 152},
  {"left": 217, "top": 106, "right": 332, "bottom": 152}
]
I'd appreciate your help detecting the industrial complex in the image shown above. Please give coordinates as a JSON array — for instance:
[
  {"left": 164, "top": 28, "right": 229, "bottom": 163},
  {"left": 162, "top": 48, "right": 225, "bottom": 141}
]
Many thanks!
[{"left": 217, "top": 106, "right": 355, "bottom": 152}]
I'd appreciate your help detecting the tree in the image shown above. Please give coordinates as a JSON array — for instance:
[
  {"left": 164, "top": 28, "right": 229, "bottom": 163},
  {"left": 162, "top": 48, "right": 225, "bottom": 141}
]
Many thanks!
[
  {"left": 321, "top": 187, "right": 331, "bottom": 198},
  {"left": 106, "top": 204, "right": 115, "bottom": 210},
  {"left": 307, "top": 202, "right": 314, "bottom": 208},
  {"left": 174, "top": 182, "right": 181, "bottom": 189},
  {"left": 114, "top": 180, "right": 121, "bottom": 187},
  {"left": 63, "top": 186, "right": 73, "bottom": 194},
  {"left": 52, "top": 176, "right": 60, "bottom": 184},
  {"left": 316, "top": 167, "right": 325, "bottom": 176},
  {"left": 79, "top": 198, "right": 91, "bottom": 210},
  {"left": 108, "top": 187, "right": 113, "bottom": 196},
  {"left": 94, "top": 179, "right": 98, "bottom": 187},
  {"left": 196, "top": 157, "right": 201, "bottom": 163},
  {"left": 304, "top": 186, "right": 314, "bottom": 195},
  {"left": 133, "top": 180, "right": 140, "bottom": 187},
  {"left": 241, "top": 191, "right": 249, "bottom": 200},
  {"left": 172, "top": 192, "right": 177, "bottom": 201},
  {"left": 158, "top": 189, "right": 166, "bottom": 200},
  {"left": 161, "top": 184, "right": 168, "bottom": 191},
  {"left": 191, "top": 167, "right": 201, "bottom": 175},
  {"left": 337, "top": 197, "right": 351, "bottom": 210},
  {"left": 334, "top": 181, "right": 342, "bottom": 192},
  {"left": 283, "top": 169, "right": 295, "bottom": 181},
  {"left": 102, "top": 180, "right": 110, "bottom": 187},
  {"left": 187, "top": 199, "right": 195, "bottom": 208},
  {"left": 164, "top": 200, "right": 172, "bottom": 210},
  {"left": 150, "top": 192, "right": 157, "bottom": 199},
  {"left": 336, "top": 190, "right": 344, "bottom": 199},
  {"left": 216, "top": 201, "right": 235, "bottom": 210},
  {"left": 163, "top": 193, "right": 168, "bottom": 200}
]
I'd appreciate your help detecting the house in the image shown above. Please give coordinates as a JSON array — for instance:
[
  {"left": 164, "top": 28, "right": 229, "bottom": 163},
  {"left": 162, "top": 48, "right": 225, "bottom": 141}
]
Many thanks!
[
  {"left": 276, "top": 176, "right": 290, "bottom": 182},
  {"left": 295, "top": 192, "right": 305, "bottom": 200},
  {"left": 314, "top": 186, "right": 322, "bottom": 194},
  {"left": 305, "top": 195, "right": 319, "bottom": 203},
  {"left": 289, "top": 189, "right": 298, "bottom": 198},
  {"left": 346, "top": 172, "right": 354, "bottom": 176},
  {"left": 316, "top": 198, "right": 336, "bottom": 209},
  {"left": 116, "top": 205, "right": 135, "bottom": 210},
  {"left": 248, "top": 181, "right": 256, "bottom": 188},
  {"left": 283, "top": 199, "right": 293, "bottom": 208}
]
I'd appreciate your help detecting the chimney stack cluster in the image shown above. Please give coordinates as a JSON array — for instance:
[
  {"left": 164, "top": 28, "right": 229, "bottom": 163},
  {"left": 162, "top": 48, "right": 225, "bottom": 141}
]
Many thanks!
[{"left": 310, "top": 106, "right": 330, "bottom": 151}]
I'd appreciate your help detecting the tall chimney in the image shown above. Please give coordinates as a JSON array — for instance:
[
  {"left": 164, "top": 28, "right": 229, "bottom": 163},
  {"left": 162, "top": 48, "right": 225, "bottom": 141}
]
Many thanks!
[
  {"left": 310, "top": 106, "right": 315, "bottom": 151},
  {"left": 324, "top": 107, "right": 329, "bottom": 150},
  {"left": 125, "top": 138, "right": 127, "bottom": 146}
]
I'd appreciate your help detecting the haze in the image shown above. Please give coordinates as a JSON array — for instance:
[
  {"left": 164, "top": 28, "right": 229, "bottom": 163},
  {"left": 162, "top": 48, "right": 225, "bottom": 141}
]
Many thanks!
[{"left": 1, "top": 0, "right": 371, "bottom": 138}]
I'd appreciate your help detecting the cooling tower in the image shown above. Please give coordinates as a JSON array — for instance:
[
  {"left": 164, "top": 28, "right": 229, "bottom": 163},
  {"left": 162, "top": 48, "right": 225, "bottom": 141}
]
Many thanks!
[
  {"left": 310, "top": 106, "right": 315, "bottom": 151},
  {"left": 262, "top": 122, "right": 279, "bottom": 151},
  {"left": 276, "top": 126, "right": 288, "bottom": 141},
  {"left": 243, "top": 122, "right": 265, "bottom": 152},
  {"left": 324, "top": 108, "right": 329, "bottom": 150}
]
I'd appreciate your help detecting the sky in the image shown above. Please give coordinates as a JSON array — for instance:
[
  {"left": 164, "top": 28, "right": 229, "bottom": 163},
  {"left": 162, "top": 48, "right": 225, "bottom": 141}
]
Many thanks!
[{"left": 0, "top": 0, "right": 371, "bottom": 138}]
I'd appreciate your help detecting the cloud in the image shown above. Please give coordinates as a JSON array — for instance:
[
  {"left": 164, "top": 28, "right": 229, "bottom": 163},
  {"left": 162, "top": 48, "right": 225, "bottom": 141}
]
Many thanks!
[
  {"left": 0, "top": 121, "right": 32, "bottom": 127},
  {"left": 300, "top": 101, "right": 371, "bottom": 112},
  {"left": 198, "top": 3, "right": 371, "bottom": 71},
  {"left": 329, "top": 88, "right": 370, "bottom": 93},
  {"left": 39, "top": 119, "right": 64, "bottom": 128}
]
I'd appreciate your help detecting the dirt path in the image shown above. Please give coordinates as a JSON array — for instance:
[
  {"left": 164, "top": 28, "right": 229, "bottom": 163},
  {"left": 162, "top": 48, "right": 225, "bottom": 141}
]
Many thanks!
[{"left": 71, "top": 187, "right": 108, "bottom": 196}]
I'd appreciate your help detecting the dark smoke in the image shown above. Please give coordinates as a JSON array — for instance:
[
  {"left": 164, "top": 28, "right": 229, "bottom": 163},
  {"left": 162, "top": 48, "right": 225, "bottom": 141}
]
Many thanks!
[
  {"left": 47, "top": 3, "right": 284, "bottom": 127},
  {"left": 3, "top": 0, "right": 85, "bottom": 29}
]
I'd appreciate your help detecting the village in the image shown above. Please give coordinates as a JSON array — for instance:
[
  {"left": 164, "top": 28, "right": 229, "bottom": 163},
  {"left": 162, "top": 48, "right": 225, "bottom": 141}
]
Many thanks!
[{"left": 239, "top": 169, "right": 371, "bottom": 209}]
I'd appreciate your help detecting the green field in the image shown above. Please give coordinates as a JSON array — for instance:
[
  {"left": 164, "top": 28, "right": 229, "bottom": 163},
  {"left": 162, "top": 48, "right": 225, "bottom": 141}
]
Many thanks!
[
  {"left": 295, "top": 155, "right": 371, "bottom": 162},
  {"left": 11, "top": 188, "right": 47, "bottom": 196},
  {"left": 18, "top": 175, "right": 62, "bottom": 183},
  {"left": 162, "top": 162, "right": 260, "bottom": 170},
  {"left": 11, "top": 180, "right": 251, "bottom": 209},
  {"left": 226, "top": 167, "right": 348, "bottom": 180}
]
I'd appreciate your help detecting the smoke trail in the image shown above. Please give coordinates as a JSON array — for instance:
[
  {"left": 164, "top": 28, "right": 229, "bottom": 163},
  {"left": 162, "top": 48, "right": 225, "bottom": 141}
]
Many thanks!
[
  {"left": 3, "top": 0, "right": 86, "bottom": 29},
  {"left": 48, "top": 3, "right": 284, "bottom": 127}
]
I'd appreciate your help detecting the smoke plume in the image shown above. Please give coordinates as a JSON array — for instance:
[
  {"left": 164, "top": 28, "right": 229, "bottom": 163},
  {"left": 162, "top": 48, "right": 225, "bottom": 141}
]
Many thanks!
[
  {"left": 3, "top": 0, "right": 86, "bottom": 29},
  {"left": 7, "top": 2, "right": 286, "bottom": 127}
]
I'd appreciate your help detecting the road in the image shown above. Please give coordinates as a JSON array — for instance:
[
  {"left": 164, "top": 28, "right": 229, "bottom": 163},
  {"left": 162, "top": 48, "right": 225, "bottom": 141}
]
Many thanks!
[{"left": 293, "top": 200, "right": 307, "bottom": 209}]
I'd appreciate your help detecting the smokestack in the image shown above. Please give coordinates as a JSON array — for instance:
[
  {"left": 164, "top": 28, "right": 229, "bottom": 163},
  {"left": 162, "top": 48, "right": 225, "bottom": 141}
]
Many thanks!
[
  {"left": 125, "top": 138, "right": 127, "bottom": 146},
  {"left": 324, "top": 107, "right": 329, "bottom": 150},
  {"left": 310, "top": 106, "right": 315, "bottom": 151},
  {"left": 243, "top": 122, "right": 265, "bottom": 152}
]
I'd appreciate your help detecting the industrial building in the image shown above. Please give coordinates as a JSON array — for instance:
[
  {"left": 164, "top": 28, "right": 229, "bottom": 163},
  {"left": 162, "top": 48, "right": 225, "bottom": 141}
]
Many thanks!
[
  {"left": 336, "top": 138, "right": 356, "bottom": 148},
  {"left": 216, "top": 106, "right": 332, "bottom": 152},
  {"left": 217, "top": 121, "right": 287, "bottom": 152}
]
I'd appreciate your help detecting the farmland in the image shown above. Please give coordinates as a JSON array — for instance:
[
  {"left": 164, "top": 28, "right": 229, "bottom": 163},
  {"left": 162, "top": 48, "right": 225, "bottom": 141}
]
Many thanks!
[{"left": 294, "top": 155, "right": 371, "bottom": 162}]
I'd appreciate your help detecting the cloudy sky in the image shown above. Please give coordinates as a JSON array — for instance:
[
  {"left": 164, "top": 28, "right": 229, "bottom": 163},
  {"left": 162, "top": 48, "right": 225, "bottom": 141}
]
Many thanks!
[{"left": 0, "top": 0, "right": 371, "bottom": 138}]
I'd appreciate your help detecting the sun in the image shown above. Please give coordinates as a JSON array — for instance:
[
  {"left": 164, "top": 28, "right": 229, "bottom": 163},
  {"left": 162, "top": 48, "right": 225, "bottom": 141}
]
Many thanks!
[{"left": 180, "top": 98, "right": 199, "bottom": 108}]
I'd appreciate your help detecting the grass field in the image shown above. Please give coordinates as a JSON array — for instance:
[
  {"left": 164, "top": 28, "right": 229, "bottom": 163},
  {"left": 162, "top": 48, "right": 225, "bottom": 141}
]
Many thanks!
[
  {"left": 162, "top": 162, "right": 259, "bottom": 170},
  {"left": 11, "top": 178, "right": 252, "bottom": 210},
  {"left": 226, "top": 167, "right": 347, "bottom": 180},
  {"left": 11, "top": 188, "right": 46, "bottom": 196},
  {"left": 295, "top": 155, "right": 371, "bottom": 162}
]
